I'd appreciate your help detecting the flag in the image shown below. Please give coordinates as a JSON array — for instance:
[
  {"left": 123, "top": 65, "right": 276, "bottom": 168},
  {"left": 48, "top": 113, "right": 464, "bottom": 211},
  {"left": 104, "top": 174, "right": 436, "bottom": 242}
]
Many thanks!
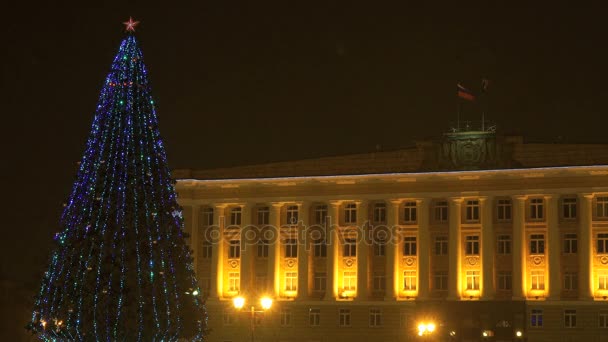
[{"left": 457, "top": 83, "right": 475, "bottom": 101}]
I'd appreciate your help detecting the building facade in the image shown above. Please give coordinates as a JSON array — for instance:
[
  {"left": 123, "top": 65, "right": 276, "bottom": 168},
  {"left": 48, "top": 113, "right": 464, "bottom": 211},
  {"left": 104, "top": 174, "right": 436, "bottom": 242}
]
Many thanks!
[{"left": 175, "top": 132, "right": 608, "bottom": 342}]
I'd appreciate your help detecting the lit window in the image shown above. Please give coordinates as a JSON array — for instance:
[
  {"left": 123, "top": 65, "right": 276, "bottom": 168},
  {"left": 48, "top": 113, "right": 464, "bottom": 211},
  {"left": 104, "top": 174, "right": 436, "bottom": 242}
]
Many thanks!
[
  {"left": 403, "top": 270, "right": 417, "bottom": 291},
  {"left": 257, "top": 206, "right": 269, "bottom": 225},
  {"left": 373, "top": 202, "right": 386, "bottom": 223},
  {"left": 228, "top": 272, "right": 240, "bottom": 292},
  {"left": 369, "top": 308, "right": 382, "bottom": 327},
  {"left": 497, "top": 271, "right": 512, "bottom": 290},
  {"left": 285, "top": 272, "right": 297, "bottom": 291},
  {"left": 564, "top": 234, "right": 577, "bottom": 254},
  {"left": 530, "top": 309, "right": 543, "bottom": 327},
  {"left": 465, "top": 235, "right": 480, "bottom": 255},
  {"left": 313, "top": 238, "right": 327, "bottom": 257},
  {"left": 597, "top": 197, "right": 608, "bottom": 218},
  {"left": 564, "top": 272, "right": 578, "bottom": 291},
  {"left": 343, "top": 238, "right": 356, "bottom": 257},
  {"left": 314, "top": 272, "right": 326, "bottom": 291},
  {"left": 285, "top": 238, "right": 297, "bottom": 258},
  {"left": 314, "top": 205, "right": 327, "bottom": 224},
  {"left": 434, "top": 271, "right": 448, "bottom": 291},
  {"left": 339, "top": 309, "right": 351, "bottom": 327},
  {"left": 599, "top": 273, "right": 608, "bottom": 290},
  {"left": 309, "top": 308, "right": 321, "bottom": 326},
  {"left": 434, "top": 236, "right": 448, "bottom": 255},
  {"left": 564, "top": 309, "right": 577, "bottom": 328},
  {"left": 599, "top": 310, "right": 608, "bottom": 328},
  {"left": 530, "top": 198, "right": 544, "bottom": 220},
  {"left": 434, "top": 200, "right": 448, "bottom": 223},
  {"left": 466, "top": 270, "right": 480, "bottom": 290},
  {"left": 497, "top": 235, "right": 511, "bottom": 254},
  {"left": 286, "top": 205, "right": 299, "bottom": 225},
  {"left": 230, "top": 207, "right": 242, "bottom": 226},
  {"left": 343, "top": 271, "right": 357, "bottom": 291},
  {"left": 373, "top": 272, "right": 386, "bottom": 292},
  {"left": 562, "top": 198, "right": 577, "bottom": 219},
  {"left": 598, "top": 233, "right": 608, "bottom": 254},
  {"left": 403, "top": 236, "right": 417, "bottom": 256},
  {"left": 201, "top": 240, "right": 212, "bottom": 258},
  {"left": 497, "top": 199, "right": 512, "bottom": 221},
  {"left": 403, "top": 201, "right": 417, "bottom": 223},
  {"left": 344, "top": 203, "right": 357, "bottom": 224},
  {"left": 229, "top": 240, "right": 240, "bottom": 259},
  {"left": 257, "top": 239, "right": 269, "bottom": 258},
  {"left": 280, "top": 308, "right": 292, "bottom": 326},
  {"left": 202, "top": 207, "right": 214, "bottom": 226},
  {"left": 466, "top": 200, "right": 480, "bottom": 222},
  {"left": 530, "top": 234, "right": 545, "bottom": 254},
  {"left": 531, "top": 270, "right": 545, "bottom": 290}
]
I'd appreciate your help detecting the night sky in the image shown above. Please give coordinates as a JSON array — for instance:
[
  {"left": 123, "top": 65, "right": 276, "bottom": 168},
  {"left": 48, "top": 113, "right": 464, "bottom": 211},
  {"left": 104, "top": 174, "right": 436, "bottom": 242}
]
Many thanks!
[{"left": 2, "top": 2, "right": 608, "bottom": 339}]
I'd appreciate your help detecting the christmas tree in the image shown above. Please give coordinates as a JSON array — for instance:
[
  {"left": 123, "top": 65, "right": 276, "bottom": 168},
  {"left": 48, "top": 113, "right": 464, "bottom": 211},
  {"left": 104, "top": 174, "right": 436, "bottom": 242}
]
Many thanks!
[{"left": 28, "top": 18, "right": 206, "bottom": 341}]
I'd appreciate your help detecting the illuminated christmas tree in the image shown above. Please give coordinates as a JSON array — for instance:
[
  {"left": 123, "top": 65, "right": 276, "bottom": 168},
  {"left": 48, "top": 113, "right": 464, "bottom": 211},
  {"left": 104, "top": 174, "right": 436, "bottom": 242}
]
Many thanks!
[{"left": 28, "top": 18, "right": 206, "bottom": 341}]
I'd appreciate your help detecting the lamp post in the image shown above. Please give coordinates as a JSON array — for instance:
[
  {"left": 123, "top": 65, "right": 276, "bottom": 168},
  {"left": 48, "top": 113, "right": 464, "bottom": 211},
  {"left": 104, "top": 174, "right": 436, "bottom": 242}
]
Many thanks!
[
  {"left": 232, "top": 296, "right": 273, "bottom": 342},
  {"left": 417, "top": 321, "right": 436, "bottom": 340}
]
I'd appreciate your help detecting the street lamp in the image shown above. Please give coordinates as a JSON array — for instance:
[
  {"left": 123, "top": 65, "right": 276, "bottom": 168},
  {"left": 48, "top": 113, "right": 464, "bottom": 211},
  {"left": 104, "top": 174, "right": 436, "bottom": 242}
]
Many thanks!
[
  {"left": 232, "top": 296, "right": 273, "bottom": 342},
  {"left": 417, "top": 321, "right": 436, "bottom": 338}
]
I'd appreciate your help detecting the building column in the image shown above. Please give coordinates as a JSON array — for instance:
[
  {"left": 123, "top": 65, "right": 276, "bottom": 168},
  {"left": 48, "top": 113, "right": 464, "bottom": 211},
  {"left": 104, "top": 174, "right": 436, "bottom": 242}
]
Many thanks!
[
  {"left": 512, "top": 196, "right": 526, "bottom": 300},
  {"left": 210, "top": 204, "right": 226, "bottom": 300},
  {"left": 325, "top": 201, "right": 341, "bottom": 300},
  {"left": 356, "top": 200, "right": 369, "bottom": 301},
  {"left": 190, "top": 205, "right": 200, "bottom": 272},
  {"left": 417, "top": 199, "right": 430, "bottom": 300},
  {"left": 386, "top": 200, "right": 401, "bottom": 301},
  {"left": 448, "top": 198, "right": 463, "bottom": 300},
  {"left": 297, "top": 202, "right": 311, "bottom": 300},
  {"left": 579, "top": 193, "right": 594, "bottom": 300},
  {"left": 481, "top": 196, "right": 495, "bottom": 300},
  {"left": 269, "top": 203, "right": 283, "bottom": 298},
  {"left": 240, "top": 204, "right": 253, "bottom": 293},
  {"left": 546, "top": 195, "right": 561, "bottom": 300}
]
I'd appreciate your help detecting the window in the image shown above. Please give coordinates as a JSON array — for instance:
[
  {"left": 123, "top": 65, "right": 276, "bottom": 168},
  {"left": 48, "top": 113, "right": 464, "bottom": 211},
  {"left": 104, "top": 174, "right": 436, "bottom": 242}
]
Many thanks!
[
  {"left": 599, "top": 310, "right": 608, "bottom": 328},
  {"left": 285, "top": 238, "right": 297, "bottom": 258},
  {"left": 435, "top": 236, "right": 448, "bottom": 255},
  {"left": 530, "top": 309, "right": 543, "bottom": 327},
  {"left": 309, "top": 308, "right": 320, "bottom": 326},
  {"left": 400, "top": 311, "right": 411, "bottom": 328},
  {"left": 466, "top": 270, "right": 480, "bottom": 290},
  {"left": 339, "top": 309, "right": 351, "bottom": 327},
  {"left": 257, "top": 239, "right": 269, "bottom": 258},
  {"left": 562, "top": 198, "right": 577, "bottom": 219},
  {"left": 257, "top": 206, "right": 269, "bottom": 225},
  {"left": 564, "top": 309, "right": 576, "bottom": 328},
  {"left": 599, "top": 273, "right": 608, "bottom": 290},
  {"left": 497, "top": 235, "right": 511, "bottom": 254},
  {"left": 230, "top": 207, "right": 242, "bottom": 226},
  {"left": 434, "top": 200, "right": 448, "bottom": 222},
  {"left": 313, "top": 238, "right": 326, "bottom": 257},
  {"left": 343, "top": 271, "right": 356, "bottom": 291},
  {"left": 344, "top": 203, "right": 357, "bottom": 224},
  {"left": 465, "top": 235, "right": 480, "bottom": 255},
  {"left": 314, "top": 273, "right": 326, "bottom": 291},
  {"left": 598, "top": 233, "right": 608, "bottom": 254},
  {"left": 531, "top": 270, "right": 545, "bottom": 290},
  {"left": 466, "top": 200, "right": 480, "bottom": 222},
  {"left": 497, "top": 271, "right": 512, "bottom": 290},
  {"left": 530, "top": 198, "right": 544, "bottom": 220},
  {"left": 403, "top": 270, "right": 417, "bottom": 290},
  {"left": 223, "top": 310, "right": 234, "bottom": 325},
  {"left": 403, "top": 201, "right": 417, "bottom": 223},
  {"left": 564, "top": 234, "right": 578, "bottom": 254},
  {"left": 343, "top": 238, "right": 356, "bottom": 257},
  {"left": 374, "top": 238, "right": 386, "bottom": 256},
  {"left": 202, "top": 207, "right": 214, "bottom": 226},
  {"left": 285, "top": 272, "right": 297, "bottom": 291},
  {"left": 530, "top": 234, "right": 545, "bottom": 254},
  {"left": 228, "top": 272, "right": 240, "bottom": 292},
  {"left": 597, "top": 197, "right": 608, "bottom": 218},
  {"left": 497, "top": 199, "right": 512, "bottom": 221},
  {"left": 280, "top": 308, "right": 292, "bottom": 326},
  {"left": 202, "top": 240, "right": 212, "bottom": 258},
  {"left": 314, "top": 205, "right": 327, "bottom": 224},
  {"left": 369, "top": 308, "right": 382, "bottom": 327},
  {"left": 403, "top": 236, "right": 417, "bottom": 256},
  {"left": 373, "top": 272, "right": 386, "bottom": 292},
  {"left": 286, "top": 205, "right": 299, "bottom": 225},
  {"left": 229, "top": 240, "right": 240, "bottom": 259},
  {"left": 564, "top": 272, "right": 578, "bottom": 291},
  {"left": 434, "top": 271, "right": 448, "bottom": 291},
  {"left": 373, "top": 202, "right": 386, "bottom": 223}
]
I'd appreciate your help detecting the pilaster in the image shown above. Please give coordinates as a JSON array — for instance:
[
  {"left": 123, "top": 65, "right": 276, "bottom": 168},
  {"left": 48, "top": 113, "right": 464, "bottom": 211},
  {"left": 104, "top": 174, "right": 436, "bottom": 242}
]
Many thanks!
[
  {"left": 417, "top": 198, "right": 430, "bottom": 300},
  {"left": 448, "top": 197, "right": 463, "bottom": 300},
  {"left": 579, "top": 193, "right": 594, "bottom": 300},
  {"left": 481, "top": 196, "right": 495, "bottom": 300},
  {"left": 356, "top": 200, "right": 370, "bottom": 301},
  {"left": 546, "top": 195, "right": 561, "bottom": 300},
  {"left": 512, "top": 196, "right": 526, "bottom": 300}
]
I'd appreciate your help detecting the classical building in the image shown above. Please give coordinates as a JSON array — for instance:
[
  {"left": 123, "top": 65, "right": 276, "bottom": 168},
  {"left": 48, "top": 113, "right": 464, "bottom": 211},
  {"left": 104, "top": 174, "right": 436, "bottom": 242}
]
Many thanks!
[{"left": 174, "top": 130, "right": 608, "bottom": 342}]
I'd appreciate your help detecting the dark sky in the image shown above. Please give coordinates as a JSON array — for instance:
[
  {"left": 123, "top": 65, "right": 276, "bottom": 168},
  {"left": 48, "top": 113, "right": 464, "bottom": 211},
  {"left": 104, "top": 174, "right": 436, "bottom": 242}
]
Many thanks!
[{"left": 2, "top": 1, "right": 608, "bottom": 339}]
